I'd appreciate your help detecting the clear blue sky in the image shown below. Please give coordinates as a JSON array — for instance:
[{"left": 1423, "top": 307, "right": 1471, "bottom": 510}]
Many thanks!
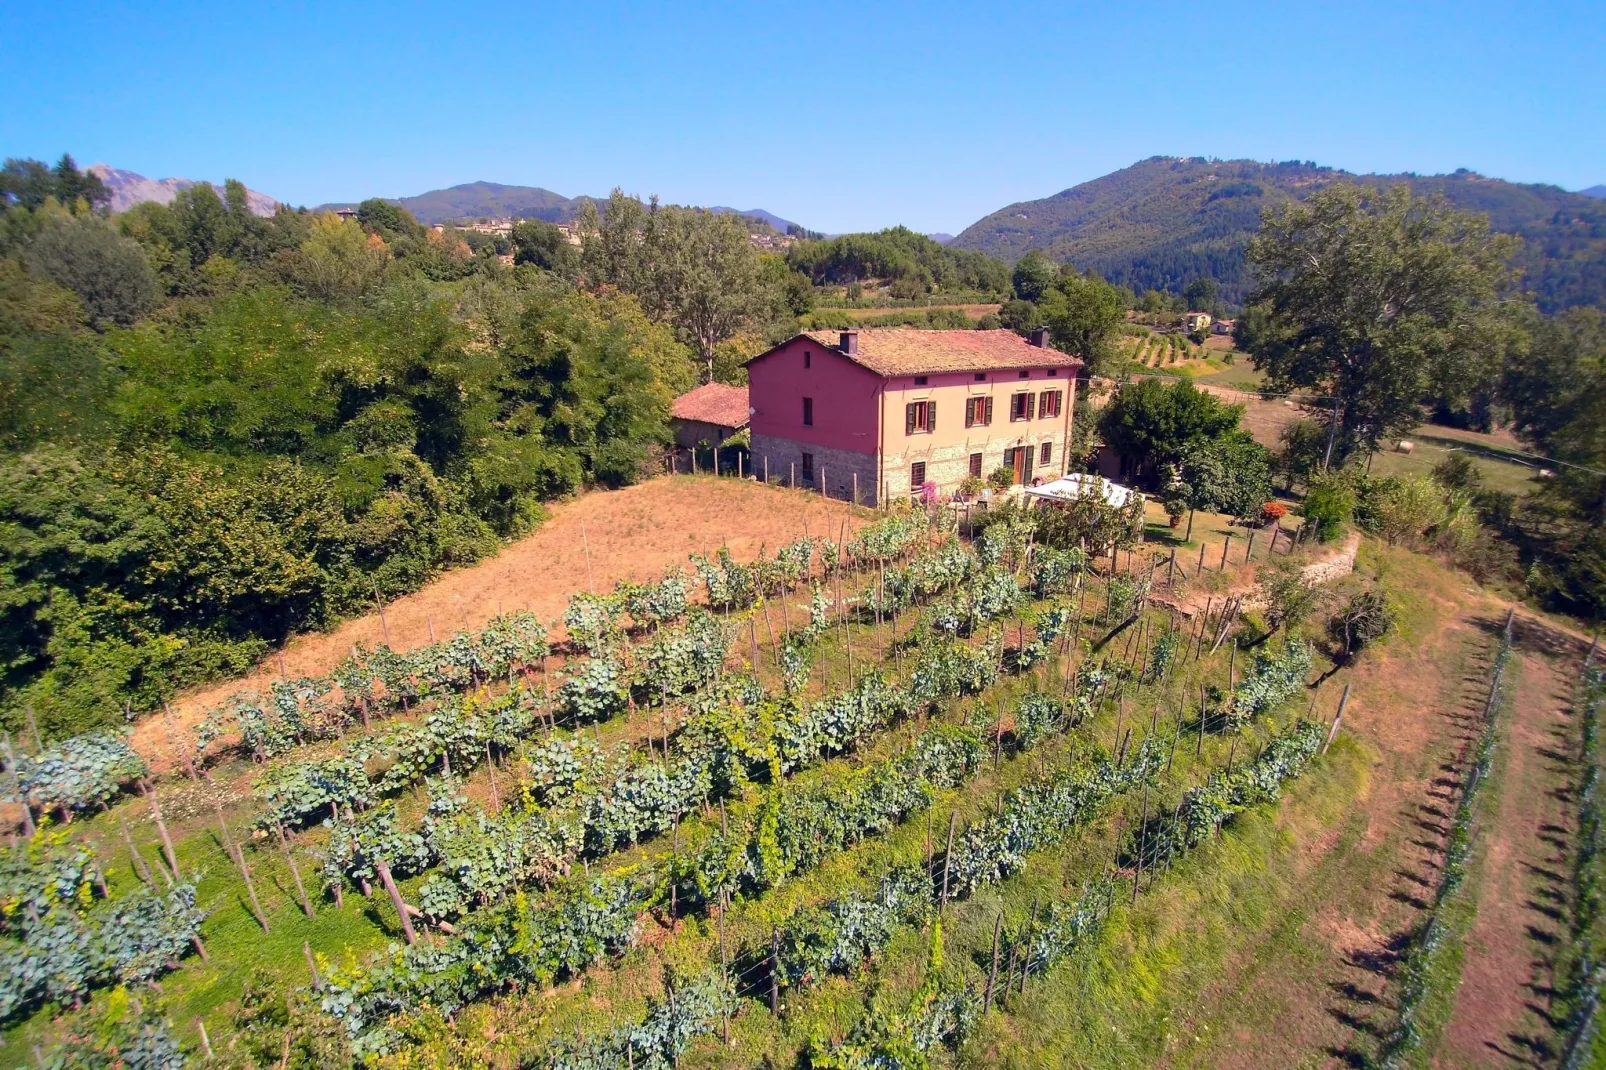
[{"left": 4, "top": 0, "right": 1601, "bottom": 234}]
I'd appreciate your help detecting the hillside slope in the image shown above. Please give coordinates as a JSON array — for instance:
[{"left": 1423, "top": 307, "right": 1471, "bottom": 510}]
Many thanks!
[
  {"left": 89, "top": 164, "right": 280, "bottom": 217},
  {"left": 317, "top": 180, "right": 801, "bottom": 231},
  {"left": 952, "top": 156, "right": 1606, "bottom": 311}
]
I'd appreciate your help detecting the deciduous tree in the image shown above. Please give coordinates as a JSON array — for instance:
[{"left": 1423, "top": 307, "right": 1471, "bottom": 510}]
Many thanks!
[{"left": 1243, "top": 183, "right": 1521, "bottom": 458}]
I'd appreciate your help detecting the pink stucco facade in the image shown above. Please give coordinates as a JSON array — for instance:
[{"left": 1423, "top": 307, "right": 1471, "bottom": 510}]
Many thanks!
[{"left": 746, "top": 333, "right": 1079, "bottom": 505}]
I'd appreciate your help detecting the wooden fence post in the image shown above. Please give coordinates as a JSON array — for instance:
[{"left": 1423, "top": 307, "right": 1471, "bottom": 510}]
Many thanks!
[
  {"left": 853, "top": 471, "right": 859, "bottom": 504},
  {"left": 1196, "top": 542, "right": 1206, "bottom": 577},
  {"left": 1167, "top": 548, "right": 1177, "bottom": 587},
  {"left": 1220, "top": 534, "right": 1231, "bottom": 570},
  {"left": 789, "top": 461, "right": 795, "bottom": 487},
  {"left": 821, "top": 465, "right": 828, "bottom": 497},
  {"left": 1246, "top": 531, "right": 1257, "bottom": 561}
]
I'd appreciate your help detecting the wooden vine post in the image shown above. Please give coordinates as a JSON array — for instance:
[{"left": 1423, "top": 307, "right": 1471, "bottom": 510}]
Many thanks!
[
  {"left": 374, "top": 858, "right": 416, "bottom": 945},
  {"left": 940, "top": 811, "right": 957, "bottom": 908},
  {"left": 985, "top": 910, "right": 1003, "bottom": 1008},
  {"left": 213, "top": 800, "right": 270, "bottom": 932}
]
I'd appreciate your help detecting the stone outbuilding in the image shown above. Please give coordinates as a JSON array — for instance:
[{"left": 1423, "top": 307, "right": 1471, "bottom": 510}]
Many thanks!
[{"left": 670, "top": 382, "right": 750, "bottom": 450}]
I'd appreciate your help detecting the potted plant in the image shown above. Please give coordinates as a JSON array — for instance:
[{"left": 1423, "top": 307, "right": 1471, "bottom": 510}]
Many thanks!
[
  {"left": 957, "top": 475, "right": 985, "bottom": 501},
  {"left": 1163, "top": 496, "right": 1187, "bottom": 529},
  {"left": 1261, "top": 500, "right": 1289, "bottom": 527},
  {"left": 987, "top": 465, "right": 1015, "bottom": 494}
]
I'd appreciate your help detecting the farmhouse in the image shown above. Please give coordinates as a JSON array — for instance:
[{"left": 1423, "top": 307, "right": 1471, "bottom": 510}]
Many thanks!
[
  {"left": 1183, "top": 311, "right": 1212, "bottom": 333},
  {"left": 746, "top": 328, "right": 1079, "bottom": 505},
  {"left": 670, "top": 381, "right": 750, "bottom": 450}
]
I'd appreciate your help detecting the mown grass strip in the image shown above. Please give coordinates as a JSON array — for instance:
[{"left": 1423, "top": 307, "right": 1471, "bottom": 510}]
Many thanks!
[{"left": 1377, "top": 608, "right": 1514, "bottom": 1067}]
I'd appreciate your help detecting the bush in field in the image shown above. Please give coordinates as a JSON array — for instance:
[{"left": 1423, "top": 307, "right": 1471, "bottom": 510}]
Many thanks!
[
  {"left": 1301, "top": 477, "right": 1355, "bottom": 542},
  {"left": 1328, "top": 588, "right": 1396, "bottom": 661}
]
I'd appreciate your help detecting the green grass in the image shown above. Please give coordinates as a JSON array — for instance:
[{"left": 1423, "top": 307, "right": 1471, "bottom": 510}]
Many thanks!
[{"left": 1366, "top": 438, "right": 1539, "bottom": 498}]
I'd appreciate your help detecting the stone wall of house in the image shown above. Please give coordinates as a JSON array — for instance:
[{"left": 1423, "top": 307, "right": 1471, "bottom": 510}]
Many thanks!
[{"left": 750, "top": 432, "right": 880, "bottom": 505}]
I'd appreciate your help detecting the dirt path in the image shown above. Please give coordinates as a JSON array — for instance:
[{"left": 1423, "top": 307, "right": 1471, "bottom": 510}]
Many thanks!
[
  {"left": 131, "top": 477, "right": 863, "bottom": 765},
  {"left": 1438, "top": 627, "right": 1580, "bottom": 1067}
]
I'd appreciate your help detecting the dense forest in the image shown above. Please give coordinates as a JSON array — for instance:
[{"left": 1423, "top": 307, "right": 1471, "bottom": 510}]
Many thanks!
[
  {"left": 952, "top": 156, "right": 1606, "bottom": 312},
  {"left": 0, "top": 159, "right": 810, "bottom": 738},
  {"left": 785, "top": 226, "right": 1011, "bottom": 300}
]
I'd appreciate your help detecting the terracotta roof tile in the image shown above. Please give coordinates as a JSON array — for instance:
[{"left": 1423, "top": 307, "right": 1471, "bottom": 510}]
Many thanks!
[
  {"left": 671, "top": 382, "right": 750, "bottom": 427},
  {"left": 795, "top": 329, "right": 1078, "bottom": 376}
]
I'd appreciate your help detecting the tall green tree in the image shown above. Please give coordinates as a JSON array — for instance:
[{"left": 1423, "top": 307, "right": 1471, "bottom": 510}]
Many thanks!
[
  {"left": 1036, "top": 270, "right": 1128, "bottom": 374},
  {"left": 1243, "top": 183, "right": 1522, "bottom": 458},
  {"left": 1012, "top": 250, "right": 1058, "bottom": 302},
  {"left": 511, "top": 219, "right": 580, "bottom": 278},
  {"left": 26, "top": 214, "right": 158, "bottom": 327},
  {"left": 1097, "top": 378, "right": 1243, "bottom": 479}
]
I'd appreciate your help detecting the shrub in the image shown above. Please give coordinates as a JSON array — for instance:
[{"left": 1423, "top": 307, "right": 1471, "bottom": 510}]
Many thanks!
[
  {"left": 1301, "top": 479, "right": 1354, "bottom": 542},
  {"left": 1261, "top": 500, "right": 1288, "bottom": 525},
  {"left": 1430, "top": 452, "right": 1481, "bottom": 491},
  {"left": 1328, "top": 588, "right": 1395, "bottom": 660},
  {"left": 987, "top": 465, "right": 1014, "bottom": 492},
  {"left": 1369, "top": 476, "right": 1447, "bottom": 546}
]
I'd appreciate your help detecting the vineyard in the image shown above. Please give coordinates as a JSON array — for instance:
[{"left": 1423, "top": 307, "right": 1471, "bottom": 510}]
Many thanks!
[{"left": 0, "top": 478, "right": 1491, "bottom": 1068}]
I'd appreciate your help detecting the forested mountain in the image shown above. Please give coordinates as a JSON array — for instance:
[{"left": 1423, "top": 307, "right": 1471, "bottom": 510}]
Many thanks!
[
  {"left": 952, "top": 156, "right": 1606, "bottom": 311},
  {"left": 317, "top": 180, "right": 801, "bottom": 231}
]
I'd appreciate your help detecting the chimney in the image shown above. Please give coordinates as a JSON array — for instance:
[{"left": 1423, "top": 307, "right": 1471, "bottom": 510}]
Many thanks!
[
  {"left": 839, "top": 330, "right": 859, "bottom": 356},
  {"left": 1029, "top": 326, "right": 1051, "bottom": 349}
]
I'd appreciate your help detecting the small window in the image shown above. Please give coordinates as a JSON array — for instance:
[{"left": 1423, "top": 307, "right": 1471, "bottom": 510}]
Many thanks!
[
  {"left": 964, "top": 396, "right": 993, "bottom": 428},
  {"left": 1039, "top": 390, "right": 1062, "bottom": 418},
  {"left": 910, "top": 461, "right": 926, "bottom": 489},
  {"left": 1040, "top": 441, "right": 1052, "bottom": 466},
  {"left": 914, "top": 376, "right": 928, "bottom": 386},
  {"left": 905, "top": 400, "right": 934, "bottom": 435},
  {"left": 1010, "top": 392, "right": 1035, "bottom": 422},
  {"left": 804, "top": 351, "right": 811, "bottom": 368},
  {"left": 1048, "top": 368, "right": 1058, "bottom": 376},
  {"left": 969, "top": 452, "right": 983, "bottom": 478},
  {"left": 1018, "top": 370, "right": 1030, "bottom": 379},
  {"left": 802, "top": 397, "right": 813, "bottom": 426},
  {"left": 801, "top": 452, "right": 814, "bottom": 480},
  {"left": 974, "top": 372, "right": 986, "bottom": 382}
]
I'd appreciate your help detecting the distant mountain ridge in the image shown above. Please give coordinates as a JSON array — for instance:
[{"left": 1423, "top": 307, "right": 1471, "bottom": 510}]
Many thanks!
[
  {"left": 1583, "top": 185, "right": 1606, "bottom": 199},
  {"left": 315, "top": 180, "right": 802, "bottom": 232},
  {"left": 952, "top": 156, "right": 1606, "bottom": 312},
  {"left": 89, "top": 164, "right": 280, "bottom": 217}
]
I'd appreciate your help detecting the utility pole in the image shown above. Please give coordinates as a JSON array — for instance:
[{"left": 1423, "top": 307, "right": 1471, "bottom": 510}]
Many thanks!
[{"left": 1322, "top": 399, "right": 1340, "bottom": 472}]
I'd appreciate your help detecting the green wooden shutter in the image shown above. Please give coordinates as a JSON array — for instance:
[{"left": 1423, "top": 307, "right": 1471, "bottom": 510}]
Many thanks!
[
  {"left": 906, "top": 403, "right": 916, "bottom": 435},
  {"left": 985, "top": 397, "right": 994, "bottom": 425},
  {"left": 927, "top": 400, "right": 936, "bottom": 431},
  {"left": 1026, "top": 393, "right": 1036, "bottom": 420},
  {"left": 965, "top": 399, "right": 973, "bottom": 428}
]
